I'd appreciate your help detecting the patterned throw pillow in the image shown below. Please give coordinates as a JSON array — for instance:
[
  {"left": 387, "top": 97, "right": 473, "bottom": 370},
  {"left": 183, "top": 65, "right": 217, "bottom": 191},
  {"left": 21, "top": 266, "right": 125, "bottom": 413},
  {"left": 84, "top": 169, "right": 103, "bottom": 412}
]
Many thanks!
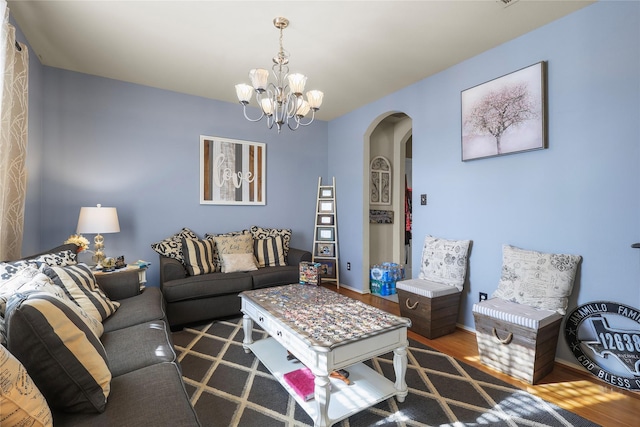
[
  {"left": 0, "top": 344, "right": 53, "bottom": 427},
  {"left": 204, "top": 230, "right": 249, "bottom": 271},
  {"left": 43, "top": 264, "right": 120, "bottom": 322},
  {"left": 0, "top": 267, "right": 69, "bottom": 345},
  {"left": 221, "top": 253, "right": 258, "bottom": 273},
  {"left": 418, "top": 235, "right": 471, "bottom": 291},
  {"left": 211, "top": 233, "right": 255, "bottom": 273},
  {"left": 254, "top": 235, "right": 287, "bottom": 267},
  {"left": 6, "top": 292, "right": 111, "bottom": 413},
  {"left": 181, "top": 238, "right": 217, "bottom": 276},
  {"left": 150, "top": 227, "right": 199, "bottom": 264},
  {"left": 250, "top": 226, "right": 292, "bottom": 256},
  {"left": 0, "top": 249, "right": 77, "bottom": 282},
  {"left": 492, "top": 244, "right": 581, "bottom": 315}
]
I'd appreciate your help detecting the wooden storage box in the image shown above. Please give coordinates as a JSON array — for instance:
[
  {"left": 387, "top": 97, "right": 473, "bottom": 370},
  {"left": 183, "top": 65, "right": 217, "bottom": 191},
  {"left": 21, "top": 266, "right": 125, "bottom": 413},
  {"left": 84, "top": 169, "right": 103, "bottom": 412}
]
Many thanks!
[
  {"left": 472, "top": 299, "right": 562, "bottom": 384},
  {"left": 396, "top": 279, "right": 461, "bottom": 339}
]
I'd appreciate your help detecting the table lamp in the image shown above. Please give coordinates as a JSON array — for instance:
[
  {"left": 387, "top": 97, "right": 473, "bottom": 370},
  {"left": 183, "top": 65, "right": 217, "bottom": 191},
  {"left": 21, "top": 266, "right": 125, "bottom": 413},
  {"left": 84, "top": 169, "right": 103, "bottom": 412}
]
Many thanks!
[{"left": 76, "top": 204, "right": 120, "bottom": 266}]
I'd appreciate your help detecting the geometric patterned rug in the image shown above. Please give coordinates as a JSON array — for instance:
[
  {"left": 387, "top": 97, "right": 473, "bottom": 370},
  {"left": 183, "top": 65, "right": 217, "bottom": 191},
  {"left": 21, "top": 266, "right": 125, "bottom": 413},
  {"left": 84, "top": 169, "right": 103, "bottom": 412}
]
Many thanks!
[{"left": 172, "top": 318, "right": 601, "bottom": 427}]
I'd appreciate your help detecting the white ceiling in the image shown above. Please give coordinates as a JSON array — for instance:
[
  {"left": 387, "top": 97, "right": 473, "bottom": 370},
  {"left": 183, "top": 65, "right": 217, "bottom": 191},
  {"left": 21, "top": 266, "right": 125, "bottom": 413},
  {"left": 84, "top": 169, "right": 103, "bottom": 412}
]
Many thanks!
[{"left": 8, "top": 0, "right": 594, "bottom": 121}]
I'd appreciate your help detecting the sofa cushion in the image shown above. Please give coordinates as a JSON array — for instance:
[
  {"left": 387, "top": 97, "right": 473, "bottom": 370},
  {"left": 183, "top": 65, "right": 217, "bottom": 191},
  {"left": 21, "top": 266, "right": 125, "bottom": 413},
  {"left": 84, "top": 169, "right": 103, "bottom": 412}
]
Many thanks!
[
  {"left": 150, "top": 227, "right": 199, "bottom": 264},
  {"left": 250, "top": 225, "right": 292, "bottom": 255},
  {"left": 101, "top": 320, "right": 176, "bottom": 377},
  {"left": 0, "top": 344, "right": 53, "bottom": 427},
  {"left": 254, "top": 235, "right": 287, "bottom": 267},
  {"left": 221, "top": 253, "right": 258, "bottom": 273},
  {"left": 162, "top": 272, "right": 253, "bottom": 303},
  {"left": 212, "top": 234, "right": 255, "bottom": 273},
  {"left": 6, "top": 292, "right": 111, "bottom": 413},
  {"left": 43, "top": 263, "right": 120, "bottom": 322},
  {"left": 182, "top": 237, "right": 217, "bottom": 276},
  {"left": 492, "top": 244, "right": 581, "bottom": 315},
  {"left": 102, "top": 287, "right": 166, "bottom": 333},
  {"left": 51, "top": 362, "right": 200, "bottom": 427},
  {"left": 418, "top": 235, "right": 471, "bottom": 292},
  {"left": 250, "top": 265, "right": 300, "bottom": 290}
]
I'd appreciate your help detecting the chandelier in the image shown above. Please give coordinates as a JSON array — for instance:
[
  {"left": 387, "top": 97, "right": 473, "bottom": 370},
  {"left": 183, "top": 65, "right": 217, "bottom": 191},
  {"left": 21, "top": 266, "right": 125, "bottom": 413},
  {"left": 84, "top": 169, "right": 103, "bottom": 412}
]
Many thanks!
[{"left": 235, "top": 17, "right": 324, "bottom": 133}]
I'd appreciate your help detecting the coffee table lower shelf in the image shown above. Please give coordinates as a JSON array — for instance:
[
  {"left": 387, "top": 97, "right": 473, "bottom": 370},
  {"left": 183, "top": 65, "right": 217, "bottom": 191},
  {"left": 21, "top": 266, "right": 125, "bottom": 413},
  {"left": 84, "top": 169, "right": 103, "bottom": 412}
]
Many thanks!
[{"left": 247, "top": 337, "right": 399, "bottom": 426}]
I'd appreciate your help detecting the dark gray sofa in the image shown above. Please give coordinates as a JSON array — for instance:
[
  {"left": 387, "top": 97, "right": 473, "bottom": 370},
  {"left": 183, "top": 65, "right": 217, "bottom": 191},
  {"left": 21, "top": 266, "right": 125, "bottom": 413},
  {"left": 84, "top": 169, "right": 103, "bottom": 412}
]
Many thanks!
[
  {"left": 3, "top": 245, "right": 200, "bottom": 426},
  {"left": 160, "top": 247, "right": 311, "bottom": 327}
]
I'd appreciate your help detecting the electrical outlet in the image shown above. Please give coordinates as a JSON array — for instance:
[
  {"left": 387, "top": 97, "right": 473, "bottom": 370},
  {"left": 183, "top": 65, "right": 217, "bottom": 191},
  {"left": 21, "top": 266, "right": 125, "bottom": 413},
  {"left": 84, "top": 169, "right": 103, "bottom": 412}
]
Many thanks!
[
  {"left": 479, "top": 292, "right": 488, "bottom": 302},
  {"left": 347, "top": 262, "right": 351, "bottom": 270},
  {"left": 420, "top": 194, "right": 427, "bottom": 205}
]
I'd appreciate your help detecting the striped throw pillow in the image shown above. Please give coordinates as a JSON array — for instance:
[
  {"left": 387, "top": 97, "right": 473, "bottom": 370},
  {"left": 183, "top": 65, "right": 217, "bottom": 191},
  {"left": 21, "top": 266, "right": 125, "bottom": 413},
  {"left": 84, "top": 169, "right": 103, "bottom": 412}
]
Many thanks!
[
  {"left": 43, "top": 264, "right": 119, "bottom": 322},
  {"left": 181, "top": 238, "right": 217, "bottom": 276},
  {"left": 254, "top": 235, "right": 287, "bottom": 267},
  {"left": 5, "top": 292, "right": 111, "bottom": 413}
]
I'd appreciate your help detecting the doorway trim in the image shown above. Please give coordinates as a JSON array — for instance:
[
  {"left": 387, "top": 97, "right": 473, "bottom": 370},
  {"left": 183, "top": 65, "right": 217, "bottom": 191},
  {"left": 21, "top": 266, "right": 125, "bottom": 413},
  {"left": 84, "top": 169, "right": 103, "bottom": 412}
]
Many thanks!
[{"left": 362, "top": 112, "right": 412, "bottom": 291}]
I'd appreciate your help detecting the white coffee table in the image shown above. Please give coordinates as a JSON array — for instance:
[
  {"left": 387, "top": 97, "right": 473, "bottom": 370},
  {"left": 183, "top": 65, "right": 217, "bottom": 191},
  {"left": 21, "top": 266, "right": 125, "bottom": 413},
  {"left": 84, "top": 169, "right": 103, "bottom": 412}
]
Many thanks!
[{"left": 240, "top": 284, "right": 411, "bottom": 427}]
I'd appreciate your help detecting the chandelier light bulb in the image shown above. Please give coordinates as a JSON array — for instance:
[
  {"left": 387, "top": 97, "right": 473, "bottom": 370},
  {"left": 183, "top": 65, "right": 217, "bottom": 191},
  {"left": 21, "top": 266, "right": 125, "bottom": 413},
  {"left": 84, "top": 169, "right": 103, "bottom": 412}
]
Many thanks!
[
  {"left": 235, "top": 84, "right": 253, "bottom": 103},
  {"left": 249, "top": 68, "right": 269, "bottom": 92},
  {"left": 288, "top": 73, "right": 307, "bottom": 95},
  {"left": 260, "top": 98, "right": 275, "bottom": 116},
  {"left": 306, "top": 90, "right": 324, "bottom": 110},
  {"left": 234, "top": 17, "right": 323, "bottom": 133}
]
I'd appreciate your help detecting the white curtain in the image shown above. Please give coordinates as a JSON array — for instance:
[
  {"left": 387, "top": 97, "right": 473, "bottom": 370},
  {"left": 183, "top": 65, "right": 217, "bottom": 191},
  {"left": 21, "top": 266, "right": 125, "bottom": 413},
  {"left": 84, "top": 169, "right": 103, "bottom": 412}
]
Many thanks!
[{"left": 0, "top": 0, "right": 29, "bottom": 260}]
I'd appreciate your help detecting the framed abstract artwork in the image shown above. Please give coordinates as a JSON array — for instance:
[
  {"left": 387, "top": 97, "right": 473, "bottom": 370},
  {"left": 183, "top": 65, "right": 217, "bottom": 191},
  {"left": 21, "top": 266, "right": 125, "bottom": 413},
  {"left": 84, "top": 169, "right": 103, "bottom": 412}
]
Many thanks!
[
  {"left": 461, "top": 61, "right": 547, "bottom": 161},
  {"left": 200, "top": 135, "right": 266, "bottom": 205}
]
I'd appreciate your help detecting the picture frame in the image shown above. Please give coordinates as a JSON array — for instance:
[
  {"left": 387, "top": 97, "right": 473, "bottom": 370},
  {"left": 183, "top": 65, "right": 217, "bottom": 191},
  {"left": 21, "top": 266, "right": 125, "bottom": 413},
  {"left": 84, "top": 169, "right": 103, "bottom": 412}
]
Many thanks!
[
  {"left": 315, "top": 243, "right": 335, "bottom": 257},
  {"left": 461, "top": 61, "right": 547, "bottom": 161},
  {"left": 200, "top": 135, "right": 266, "bottom": 205},
  {"left": 319, "top": 200, "right": 334, "bottom": 213},
  {"left": 316, "top": 227, "right": 334, "bottom": 241},
  {"left": 317, "top": 259, "right": 336, "bottom": 279},
  {"left": 319, "top": 188, "right": 333, "bottom": 199},
  {"left": 316, "top": 214, "right": 334, "bottom": 225}
]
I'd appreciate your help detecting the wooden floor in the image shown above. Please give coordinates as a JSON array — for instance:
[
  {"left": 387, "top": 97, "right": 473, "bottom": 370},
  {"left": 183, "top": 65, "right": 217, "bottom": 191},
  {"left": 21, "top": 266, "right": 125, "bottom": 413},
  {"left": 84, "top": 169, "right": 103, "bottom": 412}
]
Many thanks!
[{"left": 324, "top": 285, "right": 640, "bottom": 427}]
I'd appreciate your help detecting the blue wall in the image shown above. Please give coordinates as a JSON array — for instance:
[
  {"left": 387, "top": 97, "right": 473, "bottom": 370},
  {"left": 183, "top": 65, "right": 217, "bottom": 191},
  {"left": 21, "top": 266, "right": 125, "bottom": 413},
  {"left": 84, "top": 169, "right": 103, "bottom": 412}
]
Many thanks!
[
  {"left": 329, "top": 1, "right": 639, "bottom": 364},
  {"left": 17, "top": 1, "right": 639, "bottom": 365},
  {"left": 23, "top": 68, "right": 328, "bottom": 288}
]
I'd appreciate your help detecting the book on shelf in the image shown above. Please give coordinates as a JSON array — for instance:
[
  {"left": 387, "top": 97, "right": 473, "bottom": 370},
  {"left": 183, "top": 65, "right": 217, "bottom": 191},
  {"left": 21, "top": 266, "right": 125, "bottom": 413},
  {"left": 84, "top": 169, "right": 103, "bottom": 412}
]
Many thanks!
[{"left": 283, "top": 367, "right": 316, "bottom": 401}]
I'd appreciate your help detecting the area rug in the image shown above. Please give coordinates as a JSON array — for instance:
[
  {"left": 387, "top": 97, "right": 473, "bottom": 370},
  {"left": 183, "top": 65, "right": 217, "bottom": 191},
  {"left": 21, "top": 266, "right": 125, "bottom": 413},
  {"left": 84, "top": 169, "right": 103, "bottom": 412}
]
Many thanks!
[{"left": 172, "top": 318, "right": 600, "bottom": 427}]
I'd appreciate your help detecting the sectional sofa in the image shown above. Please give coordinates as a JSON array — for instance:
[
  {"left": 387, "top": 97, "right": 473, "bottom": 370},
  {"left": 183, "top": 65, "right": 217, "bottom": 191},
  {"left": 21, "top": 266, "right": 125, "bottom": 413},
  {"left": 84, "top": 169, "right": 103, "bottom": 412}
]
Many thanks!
[{"left": 1, "top": 244, "right": 200, "bottom": 426}]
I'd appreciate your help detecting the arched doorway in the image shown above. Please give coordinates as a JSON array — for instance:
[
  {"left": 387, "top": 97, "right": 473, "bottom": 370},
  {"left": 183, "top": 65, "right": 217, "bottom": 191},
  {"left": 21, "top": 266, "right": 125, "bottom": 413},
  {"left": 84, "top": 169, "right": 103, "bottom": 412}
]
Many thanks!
[{"left": 362, "top": 112, "right": 413, "bottom": 294}]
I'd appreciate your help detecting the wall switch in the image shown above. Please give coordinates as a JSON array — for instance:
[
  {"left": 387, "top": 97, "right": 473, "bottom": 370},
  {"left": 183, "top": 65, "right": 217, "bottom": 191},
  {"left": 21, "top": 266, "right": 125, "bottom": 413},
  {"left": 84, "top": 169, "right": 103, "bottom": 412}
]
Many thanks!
[
  {"left": 420, "top": 194, "right": 427, "bottom": 205},
  {"left": 346, "top": 262, "right": 351, "bottom": 270},
  {"left": 479, "top": 292, "right": 488, "bottom": 302}
]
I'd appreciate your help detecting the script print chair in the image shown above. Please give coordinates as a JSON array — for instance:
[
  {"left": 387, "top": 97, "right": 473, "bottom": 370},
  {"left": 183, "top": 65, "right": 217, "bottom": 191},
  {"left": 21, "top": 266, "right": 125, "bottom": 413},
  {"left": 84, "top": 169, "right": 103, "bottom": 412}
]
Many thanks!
[
  {"left": 472, "top": 244, "right": 581, "bottom": 384},
  {"left": 396, "top": 235, "right": 471, "bottom": 339}
]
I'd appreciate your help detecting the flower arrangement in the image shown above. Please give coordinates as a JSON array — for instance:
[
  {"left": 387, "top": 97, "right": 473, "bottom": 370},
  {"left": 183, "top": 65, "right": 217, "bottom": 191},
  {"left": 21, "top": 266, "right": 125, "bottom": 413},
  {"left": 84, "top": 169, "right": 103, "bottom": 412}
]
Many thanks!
[{"left": 64, "top": 234, "right": 90, "bottom": 252}]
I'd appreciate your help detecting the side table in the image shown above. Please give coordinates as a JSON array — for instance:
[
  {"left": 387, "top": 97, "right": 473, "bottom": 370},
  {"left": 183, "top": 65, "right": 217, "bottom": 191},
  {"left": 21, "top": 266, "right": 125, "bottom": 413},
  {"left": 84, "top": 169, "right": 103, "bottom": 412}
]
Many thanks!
[{"left": 94, "top": 264, "right": 149, "bottom": 294}]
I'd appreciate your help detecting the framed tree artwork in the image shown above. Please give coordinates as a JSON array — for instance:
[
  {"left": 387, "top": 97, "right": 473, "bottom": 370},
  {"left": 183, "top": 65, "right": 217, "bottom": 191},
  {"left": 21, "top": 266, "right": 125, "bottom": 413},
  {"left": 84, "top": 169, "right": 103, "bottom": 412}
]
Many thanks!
[{"left": 461, "top": 61, "right": 547, "bottom": 161}]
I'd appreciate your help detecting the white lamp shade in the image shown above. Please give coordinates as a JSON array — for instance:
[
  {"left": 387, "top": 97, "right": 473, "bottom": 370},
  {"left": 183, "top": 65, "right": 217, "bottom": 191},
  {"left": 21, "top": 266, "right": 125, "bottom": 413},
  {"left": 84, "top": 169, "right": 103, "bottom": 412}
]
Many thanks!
[
  {"left": 260, "top": 98, "right": 274, "bottom": 115},
  {"left": 76, "top": 205, "right": 120, "bottom": 234},
  {"left": 295, "top": 99, "right": 311, "bottom": 117},
  {"left": 288, "top": 73, "right": 307, "bottom": 95},
  {"left": 235, "top": 84, "right": 253, "bottom": 103},
  {"left": 249, "top": 68, "right": 269, "bottom": 91},
  {"left": 306, "top": 90, "right": 324, "bottom": 109}
]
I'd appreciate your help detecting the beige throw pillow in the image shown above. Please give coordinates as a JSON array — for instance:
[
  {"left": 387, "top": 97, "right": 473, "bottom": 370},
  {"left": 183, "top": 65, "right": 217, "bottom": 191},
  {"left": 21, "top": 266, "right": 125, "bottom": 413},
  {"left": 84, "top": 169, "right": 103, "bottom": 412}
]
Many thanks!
[
  {"left": 492, "top": 244, "right": 582, "bottom": 315},
  {"left": 0, "top": 345, "right": 53, "bottom": 427},
  {"left": 221, "top": 253, "right": 258, "bottom": 273}
]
